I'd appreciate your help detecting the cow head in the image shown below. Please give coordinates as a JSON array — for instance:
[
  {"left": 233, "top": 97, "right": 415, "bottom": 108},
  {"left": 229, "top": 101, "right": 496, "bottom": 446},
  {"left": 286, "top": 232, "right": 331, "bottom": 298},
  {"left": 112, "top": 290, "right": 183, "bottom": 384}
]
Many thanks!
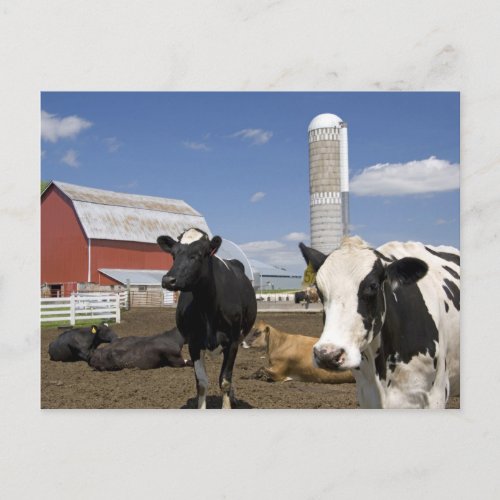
[
  {"left": 299, "top": 237, "right": 428, "bottom": 371},
  {"left": 242, "top": 320, "right": 270, "bottom": 349},
  {"left": 92, "top": 323, "right": 118, "bottom": 345},
  {"left": 157, "top": 228, "right": 222, "bottom": 292}
]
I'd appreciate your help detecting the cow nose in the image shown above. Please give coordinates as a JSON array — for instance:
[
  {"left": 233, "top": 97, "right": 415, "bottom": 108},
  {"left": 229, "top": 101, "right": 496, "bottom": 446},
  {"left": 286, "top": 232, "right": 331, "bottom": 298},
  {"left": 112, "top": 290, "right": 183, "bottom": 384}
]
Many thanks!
[
  {"left": 313, "top": 344, "right": 346, "bottom": 370},
  {"left": 162, "top": 275, "right": 176, "bottom": 289}
]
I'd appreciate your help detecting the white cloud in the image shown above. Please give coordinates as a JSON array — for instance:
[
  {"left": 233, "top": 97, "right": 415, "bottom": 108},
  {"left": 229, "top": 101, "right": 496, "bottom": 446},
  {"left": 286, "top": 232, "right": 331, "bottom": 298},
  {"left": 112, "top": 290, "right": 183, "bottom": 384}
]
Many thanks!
[
  {"left": 435, "top": 218, "right": 455, "bottom": 225},
  {"left": 41, "top": 110, "right": 92, "bottom": 143},
  {"left": 283, "top": 232, "right": 309, "bottom": 242},
  {"left": 61, "top": 149, "right": 79, "bottom": 168},
  {"left": 239, "top": 240, "right": 285, "bottom": 252},
  {"left": 239, "top": 239, "right": 307, "bottom": 274},
  {"left": 250, "top": 191, "right": 266, "bottom": 203},
  {"left": 103, "top": 137, "right": 121, "bottom": 152},
  {"left": 350, "top": 157, "right": 459, "bottom": 196},
  {"left": 182, "top": 141, "right": 210, "bottom": 151},
  {"left": 231, "top": 128, "right": 273, "bottom": 145}
]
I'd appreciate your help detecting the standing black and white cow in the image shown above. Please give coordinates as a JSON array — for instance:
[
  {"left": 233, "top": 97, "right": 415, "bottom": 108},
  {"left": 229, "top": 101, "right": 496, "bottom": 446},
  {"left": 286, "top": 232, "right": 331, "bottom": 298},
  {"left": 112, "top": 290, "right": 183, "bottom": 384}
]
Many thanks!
[
  {"left": 300, "top": 236, "right": 460, "bottom": 409},
  {"left": 157, "top": 228, "right": 257, "bottom": 409}
]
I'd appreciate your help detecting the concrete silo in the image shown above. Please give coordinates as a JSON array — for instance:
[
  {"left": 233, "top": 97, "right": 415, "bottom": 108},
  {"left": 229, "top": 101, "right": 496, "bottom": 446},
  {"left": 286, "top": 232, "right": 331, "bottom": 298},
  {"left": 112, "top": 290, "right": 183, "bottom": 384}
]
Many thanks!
[{"left": 308, "top": 113, "right": 349, "bottom": 254}]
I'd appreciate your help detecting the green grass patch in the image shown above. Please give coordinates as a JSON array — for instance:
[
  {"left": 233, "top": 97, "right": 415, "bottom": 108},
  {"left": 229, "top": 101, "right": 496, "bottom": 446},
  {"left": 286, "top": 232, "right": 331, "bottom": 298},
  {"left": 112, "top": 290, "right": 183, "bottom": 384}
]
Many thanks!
[{"left": 41, "top": 318, "right": 117, "bottom": 329}]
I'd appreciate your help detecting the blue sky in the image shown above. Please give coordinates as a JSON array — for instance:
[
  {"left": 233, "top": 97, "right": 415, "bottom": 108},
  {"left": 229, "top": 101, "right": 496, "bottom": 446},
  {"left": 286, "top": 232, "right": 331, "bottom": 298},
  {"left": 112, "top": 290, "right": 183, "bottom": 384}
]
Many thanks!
[{"left": 41, "top": 92, "right": 459, "bottom": 274}]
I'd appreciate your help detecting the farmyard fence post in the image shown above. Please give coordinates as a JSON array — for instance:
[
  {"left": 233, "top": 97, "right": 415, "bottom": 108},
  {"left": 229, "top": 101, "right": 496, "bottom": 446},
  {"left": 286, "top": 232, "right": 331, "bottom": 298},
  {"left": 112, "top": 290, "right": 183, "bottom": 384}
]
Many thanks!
[
  {"left": 115, "top": 294, "right": 121, "bottom": 323},
  {"left": 70, "top": 294, "right": 76, "bottom": 325}
]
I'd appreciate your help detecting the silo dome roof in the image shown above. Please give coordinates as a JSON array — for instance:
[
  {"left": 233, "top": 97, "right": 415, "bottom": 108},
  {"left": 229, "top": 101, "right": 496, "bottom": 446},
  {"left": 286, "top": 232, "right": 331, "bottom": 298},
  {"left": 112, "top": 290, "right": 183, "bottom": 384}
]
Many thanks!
[{"left": 308, "top": 113, "right": 343, "bottom": 131}]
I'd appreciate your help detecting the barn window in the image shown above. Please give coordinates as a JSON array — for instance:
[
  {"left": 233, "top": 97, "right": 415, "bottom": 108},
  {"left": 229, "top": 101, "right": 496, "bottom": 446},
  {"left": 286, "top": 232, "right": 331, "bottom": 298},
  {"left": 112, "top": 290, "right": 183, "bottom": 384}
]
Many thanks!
[{"left": 138, "top": 285, "right": 147, "bottom": 291}]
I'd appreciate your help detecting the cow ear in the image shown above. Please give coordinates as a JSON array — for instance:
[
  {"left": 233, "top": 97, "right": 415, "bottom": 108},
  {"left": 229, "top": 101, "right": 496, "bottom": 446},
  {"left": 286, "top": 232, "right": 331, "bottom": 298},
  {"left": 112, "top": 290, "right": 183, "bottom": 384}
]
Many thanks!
[
  {"left": 385, "top": 257, "right": 428, "bottom": 290},
  {"left": 91, "top": 325, "right": 97, "bottom": 334},
  {"left": 209, "top": 236, "right": 222, "bottom": 255},
  {"left": 157, "top": 235, "right": 177, "bottom": 254},
  {"left": 299, "top": 243, "right": 327, "bottom": 272}
]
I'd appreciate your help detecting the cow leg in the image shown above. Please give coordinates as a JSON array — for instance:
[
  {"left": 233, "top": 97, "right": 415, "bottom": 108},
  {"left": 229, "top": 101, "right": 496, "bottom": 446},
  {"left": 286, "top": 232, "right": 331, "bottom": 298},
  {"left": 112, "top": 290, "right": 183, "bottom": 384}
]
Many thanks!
[
  {"left": 206, "top": 319, "right": 218, "bottom": 352},
  {"left": 219, "top": 340, "right": 239, "bottom": 409},
  {"left": 190, "top": 344, "right": 208, "bottom": 409},
  {"left": 263, "top": 367, "right": 287, "bottom": 382}
]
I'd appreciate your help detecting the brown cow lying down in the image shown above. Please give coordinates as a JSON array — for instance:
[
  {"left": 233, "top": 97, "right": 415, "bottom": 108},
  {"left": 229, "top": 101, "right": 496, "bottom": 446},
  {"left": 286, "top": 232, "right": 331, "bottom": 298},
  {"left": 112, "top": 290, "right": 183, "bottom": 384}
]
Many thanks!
[
  {"left": 89, "top": 327, "right": 191, "bottom": 371},
  {"left": 242, "top": 320, "right": 354, "bottom": 384}
]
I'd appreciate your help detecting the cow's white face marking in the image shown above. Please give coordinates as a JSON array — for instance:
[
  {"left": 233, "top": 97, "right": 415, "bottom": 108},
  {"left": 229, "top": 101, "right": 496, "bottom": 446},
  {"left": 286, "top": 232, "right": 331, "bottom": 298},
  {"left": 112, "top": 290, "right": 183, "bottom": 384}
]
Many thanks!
[
  {"left": 179, "top": 228, "right": 207, "bottom": 244},
  {"left": 315, "top": 239, "right": 380, "bottom": 370}
]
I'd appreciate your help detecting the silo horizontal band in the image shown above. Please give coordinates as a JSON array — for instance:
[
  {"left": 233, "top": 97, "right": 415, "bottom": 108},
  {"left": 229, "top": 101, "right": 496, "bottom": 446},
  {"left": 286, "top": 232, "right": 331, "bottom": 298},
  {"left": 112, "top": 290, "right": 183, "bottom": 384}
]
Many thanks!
[
  {"left": 308, "top": 128, "right": 342, "bottom": 143},
  {"left": 310, "top": 191, "right": 341, "bottom": 205}
]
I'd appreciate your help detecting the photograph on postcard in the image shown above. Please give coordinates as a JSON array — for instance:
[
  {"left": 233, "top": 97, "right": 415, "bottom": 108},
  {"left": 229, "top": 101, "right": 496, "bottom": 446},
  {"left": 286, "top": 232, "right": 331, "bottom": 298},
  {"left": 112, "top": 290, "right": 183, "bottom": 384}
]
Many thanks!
[{"left": 40, "top": 92, "right": 459, "bottom": 409}]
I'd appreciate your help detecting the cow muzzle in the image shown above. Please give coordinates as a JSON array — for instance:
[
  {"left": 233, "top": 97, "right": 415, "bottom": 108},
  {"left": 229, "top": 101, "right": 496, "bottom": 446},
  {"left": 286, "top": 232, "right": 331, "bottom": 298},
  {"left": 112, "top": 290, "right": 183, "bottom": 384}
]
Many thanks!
[
  {"left": 162, "top": 275, "right": 178, "bottom": 290},
  {"left": 313, "top": 344, "right": 347, "bottom": 370}
]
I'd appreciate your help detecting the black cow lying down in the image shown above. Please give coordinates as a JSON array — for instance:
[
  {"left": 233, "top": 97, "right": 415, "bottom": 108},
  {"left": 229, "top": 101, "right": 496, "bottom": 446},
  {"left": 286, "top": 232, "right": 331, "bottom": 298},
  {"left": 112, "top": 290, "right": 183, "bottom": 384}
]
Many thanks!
[
  {"left": 48, "top": 323, "right": 118, "bottom": 362},
  {"left": 89, "top": 327, "right": 191, "bottom": 371}
]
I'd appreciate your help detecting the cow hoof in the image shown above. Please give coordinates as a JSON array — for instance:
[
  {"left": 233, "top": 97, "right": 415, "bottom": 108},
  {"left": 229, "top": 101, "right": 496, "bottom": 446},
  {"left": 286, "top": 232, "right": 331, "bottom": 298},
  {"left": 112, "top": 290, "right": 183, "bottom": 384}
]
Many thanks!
[{"left": 222, "top": 394, "right": 232, "bottom": 409}]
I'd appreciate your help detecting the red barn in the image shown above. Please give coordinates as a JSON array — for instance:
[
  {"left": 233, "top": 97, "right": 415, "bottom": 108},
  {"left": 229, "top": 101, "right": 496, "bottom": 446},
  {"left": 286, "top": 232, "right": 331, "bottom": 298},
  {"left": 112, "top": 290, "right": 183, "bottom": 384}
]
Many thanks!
[{"left": 41, "top": 181, "right": 211, "bottom": 296}]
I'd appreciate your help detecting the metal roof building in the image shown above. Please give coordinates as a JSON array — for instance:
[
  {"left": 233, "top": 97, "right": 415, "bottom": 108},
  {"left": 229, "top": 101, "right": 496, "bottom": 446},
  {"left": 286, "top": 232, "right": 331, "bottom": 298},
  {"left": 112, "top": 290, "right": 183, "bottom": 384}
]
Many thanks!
[
  {"left": 249, "top": 259, "right": 302, "bottom": 291},
  {"left": 41, "top": 180, "right": 211, "bottom": 293},
  {"left": 217, "top": 239, "right": 253, "bottom": 281}
]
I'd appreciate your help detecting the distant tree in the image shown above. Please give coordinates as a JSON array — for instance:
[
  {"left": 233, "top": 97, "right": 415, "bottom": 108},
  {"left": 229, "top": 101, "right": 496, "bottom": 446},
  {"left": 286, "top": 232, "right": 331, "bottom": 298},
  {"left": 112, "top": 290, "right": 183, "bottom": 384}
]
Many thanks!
[{"left": 41, "top": 180, "right": 50, "bottom": 193}]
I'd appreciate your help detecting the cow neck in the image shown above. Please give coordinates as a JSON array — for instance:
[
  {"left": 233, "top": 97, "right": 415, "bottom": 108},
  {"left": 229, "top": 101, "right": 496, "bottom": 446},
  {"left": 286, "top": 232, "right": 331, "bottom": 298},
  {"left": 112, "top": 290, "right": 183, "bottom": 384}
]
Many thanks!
[
  {"left": 379, "top": 280, "right": 439, "bottom": 366},
  {"left": 190, "top": 256, "right": 217, "bottom": 312},
  {"left": 90, "top": 335, "right": 103, "bottom": 352},
  {"left": 356, "top": 341, "right": 385, "bottom": 408},
  {"left": 266, "top": 327, "right": 287, "bottom": 357}
]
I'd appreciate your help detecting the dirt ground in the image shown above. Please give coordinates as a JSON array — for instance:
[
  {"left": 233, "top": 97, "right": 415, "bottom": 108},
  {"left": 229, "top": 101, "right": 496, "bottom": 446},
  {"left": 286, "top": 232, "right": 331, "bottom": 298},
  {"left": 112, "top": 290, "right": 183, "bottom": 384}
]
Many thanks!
[{"left": 41, "top": 308, "right": 460, "bottom": 409}]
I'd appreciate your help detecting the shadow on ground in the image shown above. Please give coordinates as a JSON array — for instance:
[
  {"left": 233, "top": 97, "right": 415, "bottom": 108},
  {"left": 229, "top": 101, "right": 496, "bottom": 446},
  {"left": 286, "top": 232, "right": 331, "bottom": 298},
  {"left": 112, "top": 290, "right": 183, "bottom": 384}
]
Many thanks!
[{"left": 181, "top": 395, "right": 255, "bottom": 409}]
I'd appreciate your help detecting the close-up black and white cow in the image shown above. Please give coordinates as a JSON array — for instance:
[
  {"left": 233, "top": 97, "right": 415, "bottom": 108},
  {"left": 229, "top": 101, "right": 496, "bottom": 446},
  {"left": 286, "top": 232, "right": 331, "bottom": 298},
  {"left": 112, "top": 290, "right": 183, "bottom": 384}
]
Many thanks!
[
  {"left": 157, "top": 228, "right": 257, "bottom": 409},
  {"left": 48, "top": 323, "right": 118, "bottom": 363},
  {"left": 299, "top": 236, "right": 460, "bottom": 409}
]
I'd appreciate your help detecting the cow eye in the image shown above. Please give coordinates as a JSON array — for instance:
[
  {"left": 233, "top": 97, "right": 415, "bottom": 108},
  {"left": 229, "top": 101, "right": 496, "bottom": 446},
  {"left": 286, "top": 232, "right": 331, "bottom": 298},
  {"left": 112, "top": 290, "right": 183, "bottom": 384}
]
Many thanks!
[{"left": 365, "top": 282, "right": 379, "bottom": 295}]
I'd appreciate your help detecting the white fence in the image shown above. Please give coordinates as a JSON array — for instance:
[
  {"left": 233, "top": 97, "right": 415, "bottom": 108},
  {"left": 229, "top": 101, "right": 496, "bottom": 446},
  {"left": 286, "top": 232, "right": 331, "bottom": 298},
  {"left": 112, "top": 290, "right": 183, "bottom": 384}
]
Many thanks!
[
  {"left": 75, "top": 291, "right": 128, "bottom": 309},
  {"left": 40, "top": 293, "right": 122, "bottom": 325},
  {"left": 256, "top": 293, "right": 295, "bottom": 302}
]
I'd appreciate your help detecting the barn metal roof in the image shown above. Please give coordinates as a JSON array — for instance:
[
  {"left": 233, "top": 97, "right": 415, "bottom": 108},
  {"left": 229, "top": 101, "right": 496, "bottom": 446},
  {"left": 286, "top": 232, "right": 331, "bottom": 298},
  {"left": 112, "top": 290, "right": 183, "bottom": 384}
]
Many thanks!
[
  {"left": 49, "top": 181, "right": 211, "bottom": 244},
  {"left": 99, "top": 269, "right": 166, "bottom": 285}
]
